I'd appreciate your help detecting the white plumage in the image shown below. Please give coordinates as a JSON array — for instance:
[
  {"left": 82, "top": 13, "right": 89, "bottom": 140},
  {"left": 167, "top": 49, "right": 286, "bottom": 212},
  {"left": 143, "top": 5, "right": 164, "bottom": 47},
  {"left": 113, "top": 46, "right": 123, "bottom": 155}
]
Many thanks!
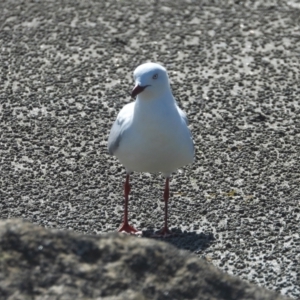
[{"left": 108, "top": 62, "right": 194, "bottom": 236}]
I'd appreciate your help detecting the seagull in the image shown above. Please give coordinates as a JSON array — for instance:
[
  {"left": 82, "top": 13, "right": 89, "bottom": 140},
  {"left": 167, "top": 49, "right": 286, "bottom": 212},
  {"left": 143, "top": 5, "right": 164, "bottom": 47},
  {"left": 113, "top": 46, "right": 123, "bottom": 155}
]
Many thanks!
[{"left": 108, "top": 62, "right": 194, "bottom": 236}]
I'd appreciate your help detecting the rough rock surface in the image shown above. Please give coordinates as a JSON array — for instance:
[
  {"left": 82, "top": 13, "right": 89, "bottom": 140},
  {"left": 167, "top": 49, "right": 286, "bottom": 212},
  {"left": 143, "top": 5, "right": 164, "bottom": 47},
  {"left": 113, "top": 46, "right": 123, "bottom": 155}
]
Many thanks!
[
  {"left": 0, "top": 0, "right": 299, "bottom": 299},
  {"left": 0, "top": 220, "right": 290, "bottom": 300}
]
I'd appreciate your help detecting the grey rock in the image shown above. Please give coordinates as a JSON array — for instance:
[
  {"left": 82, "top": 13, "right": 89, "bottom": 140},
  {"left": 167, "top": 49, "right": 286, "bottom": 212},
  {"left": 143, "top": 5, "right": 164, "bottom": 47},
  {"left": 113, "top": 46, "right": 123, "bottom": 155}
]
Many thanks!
[{"left": 0, "top": 219, "right": 290, "bottom": 300}]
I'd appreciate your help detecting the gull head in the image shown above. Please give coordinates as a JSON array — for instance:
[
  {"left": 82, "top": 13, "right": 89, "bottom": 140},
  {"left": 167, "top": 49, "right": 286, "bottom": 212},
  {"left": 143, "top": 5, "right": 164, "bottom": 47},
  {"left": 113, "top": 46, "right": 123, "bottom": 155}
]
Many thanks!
[{"left": 131, "top": 62, "right": 171, "bottom": 99}]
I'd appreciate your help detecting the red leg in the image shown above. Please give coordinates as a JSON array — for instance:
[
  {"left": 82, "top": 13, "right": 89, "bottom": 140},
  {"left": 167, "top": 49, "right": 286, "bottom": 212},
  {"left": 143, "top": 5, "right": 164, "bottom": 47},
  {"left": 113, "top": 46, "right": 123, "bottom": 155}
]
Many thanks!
[
  {"left": 118, "top": 174, "right": 139, "bottom": 234},
  {"left": 154, "top": 178, "right": 173, "bottom": 237}
]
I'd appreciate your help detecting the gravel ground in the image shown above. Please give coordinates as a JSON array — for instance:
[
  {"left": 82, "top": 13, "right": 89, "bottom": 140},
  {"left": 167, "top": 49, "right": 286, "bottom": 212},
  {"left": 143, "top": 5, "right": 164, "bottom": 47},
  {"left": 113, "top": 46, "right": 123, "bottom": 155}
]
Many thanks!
[{"left": 0, "top": 0, "right": 299, "bottom": 298}]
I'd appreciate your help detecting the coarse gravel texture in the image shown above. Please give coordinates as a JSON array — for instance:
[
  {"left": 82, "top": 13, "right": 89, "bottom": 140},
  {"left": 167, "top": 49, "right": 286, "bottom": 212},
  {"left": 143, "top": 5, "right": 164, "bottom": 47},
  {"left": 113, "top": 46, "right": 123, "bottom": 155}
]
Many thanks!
[{"left": 0, "top": 0, "right": 299, "bottom": 299}]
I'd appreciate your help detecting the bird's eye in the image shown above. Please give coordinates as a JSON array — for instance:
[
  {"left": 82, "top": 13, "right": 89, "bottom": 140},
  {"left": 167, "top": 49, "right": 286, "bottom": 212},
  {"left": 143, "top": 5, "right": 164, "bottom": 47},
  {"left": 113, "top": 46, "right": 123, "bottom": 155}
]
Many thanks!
[{"left": 152, "top": 74, "right": 158, "bottom": 80}]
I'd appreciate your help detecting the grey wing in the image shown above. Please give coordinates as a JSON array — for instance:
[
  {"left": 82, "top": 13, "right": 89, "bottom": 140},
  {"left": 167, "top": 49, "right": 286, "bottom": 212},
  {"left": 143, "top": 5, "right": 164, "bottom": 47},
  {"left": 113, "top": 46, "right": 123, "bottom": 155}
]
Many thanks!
[
  {"left": 108, "top": 102, "right": 134, "bottom": 155},
  {"left": 108, "top": 118, "right": 124, "bottom": 155},
  {"left": 177, "top": 105, "right": 190, "bottom": 127},
  {"left": 181, "top": 112, "right": 189, "bottom": 126},
  {"left": 177, "top": 106, "right": 195, "bottom": 153}
]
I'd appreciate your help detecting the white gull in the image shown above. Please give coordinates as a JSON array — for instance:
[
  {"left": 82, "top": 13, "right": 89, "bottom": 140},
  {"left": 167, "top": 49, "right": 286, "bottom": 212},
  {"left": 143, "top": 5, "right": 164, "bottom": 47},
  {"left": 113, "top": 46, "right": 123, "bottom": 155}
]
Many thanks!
[{"left": 108, "top": 62, "right": 194, "bottom": 236}]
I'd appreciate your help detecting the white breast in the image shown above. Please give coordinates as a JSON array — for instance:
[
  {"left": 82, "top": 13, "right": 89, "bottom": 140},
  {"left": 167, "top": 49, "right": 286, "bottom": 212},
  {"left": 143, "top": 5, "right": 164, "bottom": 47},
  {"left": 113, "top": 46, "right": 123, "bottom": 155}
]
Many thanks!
[{"left": 114, "top": 96, "right": 194, "bottom": 176}]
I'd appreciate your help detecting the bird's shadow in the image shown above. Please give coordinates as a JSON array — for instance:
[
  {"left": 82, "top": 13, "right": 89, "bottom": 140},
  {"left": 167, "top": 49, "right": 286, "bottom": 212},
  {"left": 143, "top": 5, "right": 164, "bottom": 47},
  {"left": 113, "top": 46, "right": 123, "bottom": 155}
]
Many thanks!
[{"left": 141, "top": 228, "right": 215, "bottom": 253}]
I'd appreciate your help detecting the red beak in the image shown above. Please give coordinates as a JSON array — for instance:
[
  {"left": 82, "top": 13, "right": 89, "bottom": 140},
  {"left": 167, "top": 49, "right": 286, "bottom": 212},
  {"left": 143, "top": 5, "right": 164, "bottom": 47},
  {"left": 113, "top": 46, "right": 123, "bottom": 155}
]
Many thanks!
[{"left": 131, "top": 85, "right": 147, "bottom": 98}]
